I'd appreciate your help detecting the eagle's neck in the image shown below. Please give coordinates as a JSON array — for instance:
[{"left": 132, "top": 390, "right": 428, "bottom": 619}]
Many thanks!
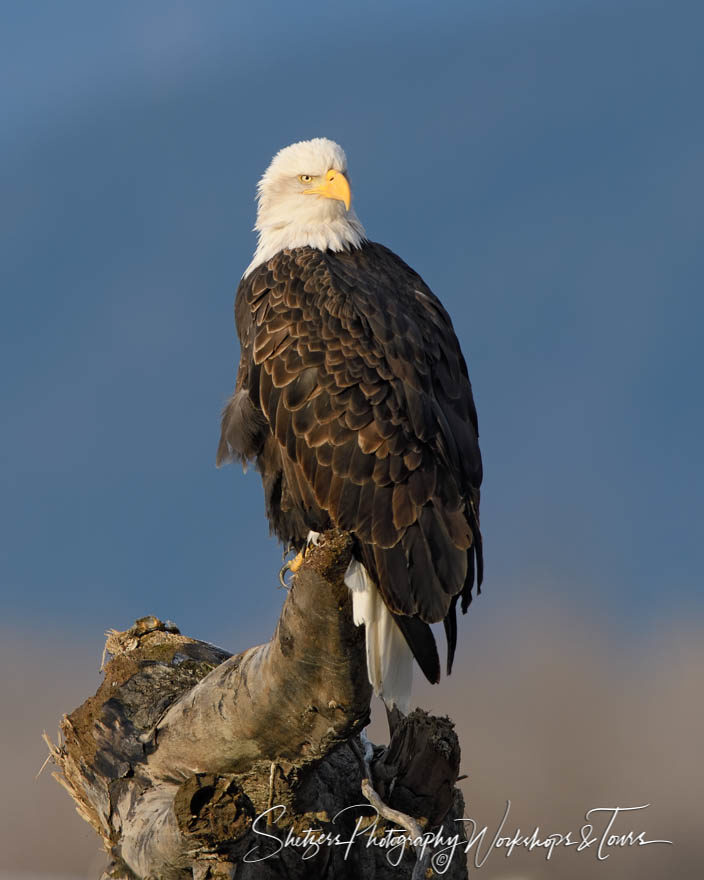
[{"left": 244, "top": 206, "right": 366, "bottom": 277}]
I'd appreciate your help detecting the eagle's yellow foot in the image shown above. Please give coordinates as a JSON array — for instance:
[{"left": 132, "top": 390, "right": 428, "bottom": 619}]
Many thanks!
[
  {"left": 278, "top": 532, "right": 321, "bottom": 589},
  {"left": 279, "top": 549, "right": 305, "bottom": 589}
]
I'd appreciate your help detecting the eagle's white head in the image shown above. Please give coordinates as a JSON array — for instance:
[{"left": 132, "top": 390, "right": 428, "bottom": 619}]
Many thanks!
[{"left": 244, "top": 138, "right": 366, "bottom": 276}]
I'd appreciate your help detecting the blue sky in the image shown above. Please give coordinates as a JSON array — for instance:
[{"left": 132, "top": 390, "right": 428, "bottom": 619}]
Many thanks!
[{"left": 1, "top": 0, "right": 702, "bottom": 655}]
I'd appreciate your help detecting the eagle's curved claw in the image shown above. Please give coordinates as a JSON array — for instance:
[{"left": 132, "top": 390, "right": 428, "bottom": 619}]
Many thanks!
[
  {"left": 278, "top": 549, "right": 305, "bottom": 590},
  {"left": 279, "top": 561, "right": 292, "bottom": 590}
]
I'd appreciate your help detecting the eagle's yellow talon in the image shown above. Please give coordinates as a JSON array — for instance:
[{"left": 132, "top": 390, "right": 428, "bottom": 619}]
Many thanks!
[
  {"left": 278, "top": 549, "right": 306, "bottom": 589},
  {"left": 289, "top": 550, "right": 305, "bottom": 573}
]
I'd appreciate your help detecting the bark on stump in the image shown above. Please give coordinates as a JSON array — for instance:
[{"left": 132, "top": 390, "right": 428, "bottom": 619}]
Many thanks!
[{"left": 47, "top": 530, "right": 469, "bottom": 879}]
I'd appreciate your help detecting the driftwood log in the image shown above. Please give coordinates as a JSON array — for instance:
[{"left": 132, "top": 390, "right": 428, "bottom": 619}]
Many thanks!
[{"left": 48, "top": 530, "right": 469, "bottom": 879}]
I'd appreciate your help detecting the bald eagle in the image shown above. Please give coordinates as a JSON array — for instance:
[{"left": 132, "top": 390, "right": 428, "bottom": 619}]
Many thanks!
[{"left": 217, "top": 138, "right": 482, "bottom": 712}]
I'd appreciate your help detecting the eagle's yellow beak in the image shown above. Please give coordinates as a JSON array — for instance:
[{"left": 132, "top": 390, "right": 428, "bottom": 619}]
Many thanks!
[{"left": 304, "top": 169, "right": 351, "bottom": 211}]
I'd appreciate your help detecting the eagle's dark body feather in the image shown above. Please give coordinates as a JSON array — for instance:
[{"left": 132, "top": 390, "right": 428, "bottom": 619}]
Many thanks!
[{"left": 218, "top": 241, "right": 483, "bottom": 683}]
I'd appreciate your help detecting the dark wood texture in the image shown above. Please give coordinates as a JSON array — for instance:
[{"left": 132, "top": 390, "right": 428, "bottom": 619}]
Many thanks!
[{"left": 48, "top": 531, "right": 468, "bottom": 879}]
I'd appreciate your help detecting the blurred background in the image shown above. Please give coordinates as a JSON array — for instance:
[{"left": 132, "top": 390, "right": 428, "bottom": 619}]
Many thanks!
[{"left": 1, "top": 1, "right": 701, "bottom": 877}]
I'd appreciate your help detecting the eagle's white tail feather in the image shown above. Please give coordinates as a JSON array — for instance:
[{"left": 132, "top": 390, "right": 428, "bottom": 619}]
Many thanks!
[{"left": 344, "top": 558, "right": 413, "bottom": 713}]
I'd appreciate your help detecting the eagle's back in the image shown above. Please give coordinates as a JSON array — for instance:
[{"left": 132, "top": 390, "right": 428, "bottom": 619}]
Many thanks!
[{"left": 219, "top": 241, "right": 483, "bottom": 680}]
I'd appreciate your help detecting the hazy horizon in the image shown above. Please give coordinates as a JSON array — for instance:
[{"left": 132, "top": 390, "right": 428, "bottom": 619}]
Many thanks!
[{"left": 3, "top": 596, "right": 700, "bottom": 878}]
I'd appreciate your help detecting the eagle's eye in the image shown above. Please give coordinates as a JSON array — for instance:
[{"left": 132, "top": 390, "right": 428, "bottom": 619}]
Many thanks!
[{"left": 298, "top": 174, "right": 313, "bottom": 183}]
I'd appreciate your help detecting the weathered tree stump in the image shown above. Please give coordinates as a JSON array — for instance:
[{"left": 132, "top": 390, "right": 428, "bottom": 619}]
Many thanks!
[{"left": 48, "top": 530, "right": 469, "bottom": 879}]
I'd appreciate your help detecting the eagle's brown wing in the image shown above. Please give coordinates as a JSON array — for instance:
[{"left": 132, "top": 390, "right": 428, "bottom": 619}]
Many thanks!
[{"left": 218, "top": 242, "right": 482, "bottom": 681}]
